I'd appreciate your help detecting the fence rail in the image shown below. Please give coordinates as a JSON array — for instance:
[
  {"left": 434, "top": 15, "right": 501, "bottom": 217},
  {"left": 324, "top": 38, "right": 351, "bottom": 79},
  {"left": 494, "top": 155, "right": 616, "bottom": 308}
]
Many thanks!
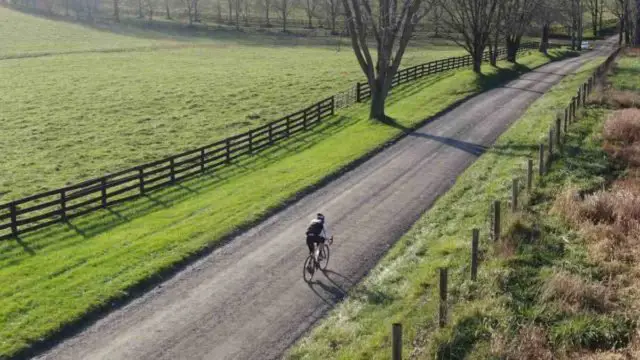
[{"left": 0, "top": 41, "right": 546, "bottom": 240}]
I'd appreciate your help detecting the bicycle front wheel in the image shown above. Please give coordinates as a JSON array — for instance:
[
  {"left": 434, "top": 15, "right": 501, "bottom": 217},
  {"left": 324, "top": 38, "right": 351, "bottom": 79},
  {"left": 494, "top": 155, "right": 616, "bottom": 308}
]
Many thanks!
[
  {"left": 303, "top": 255, "right": 315, "bottom": 282},
  {"left": 318, "top": 243, "right": 330, "bottom": 270}
]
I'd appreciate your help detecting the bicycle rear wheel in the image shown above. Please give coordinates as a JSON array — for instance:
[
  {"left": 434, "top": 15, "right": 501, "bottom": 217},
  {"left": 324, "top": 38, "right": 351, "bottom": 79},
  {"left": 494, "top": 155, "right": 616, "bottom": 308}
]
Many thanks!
[
  {"left": 303, "top": 255, "right": 315, "bottom": 282},
  {"left": 318, "top": 243, "right": 330, "bottom": 270}
]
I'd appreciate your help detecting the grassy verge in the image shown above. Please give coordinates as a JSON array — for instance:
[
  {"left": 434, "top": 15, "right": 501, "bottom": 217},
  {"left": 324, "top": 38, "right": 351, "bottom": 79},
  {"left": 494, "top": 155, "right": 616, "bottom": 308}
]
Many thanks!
[
  {"left": 286, "top": 53, "right": 608, "bottom": 359},
  {"left": 0, "top": 5, "right": 464, "bottom": 201},
  {"left": 0, "top": 49, "right": 569, "bottom": 359}
]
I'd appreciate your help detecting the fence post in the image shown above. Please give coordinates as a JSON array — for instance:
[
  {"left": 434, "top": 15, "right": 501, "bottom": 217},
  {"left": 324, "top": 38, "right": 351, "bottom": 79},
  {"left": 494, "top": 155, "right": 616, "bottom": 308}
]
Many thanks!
[
  {"left": 392, "top": 323, "right": 402, "bottom": 360},
  {"left": 471, "top": 229, "right": 479, "bottom": 281},
  {"left": 526, "top": 158, "right": 533, "bottom": 192},
  {"left": 200, "top": 149, "right": 206, "bottom": 172},
  {"left": 170, "top": 158, "right": 176, "bottom": 182},
  {"left": 330, "top": 96, "right": 335, "bottom": 116},
  {"left": 548, "top": 128, "right": 554, "bottom": 161},
  {"left": 286, "top": 117, "right": 291, "bottom": 137},
  {"left": 493, "top": 200, "right": 501, "bottom": 241},
  {"left": 556, "top": 117, "right": 562, "bottom": 146},
  {"left": 9, "top": 202, "right": 17, "bottom": 237},
  {"left": 356, "top": 82, "right": 362, "bottom": 103},
  {"left": 60, "top": 190, "right": 67, "bottom": 221},
  {"left": 268, "top": 123, "right": 273, "bottom": 144},
  {"left": 139, "top": 168, "right": 145, "bottom": 195},
  {"left": 539, "top": 144, "right": 545, "bottom": 176},
  {"left": 512, "top": 178, "right": 519, "bottom": 211},
  {"left": 249, "top": 131, "right": 254, "bottom": 153},
  {"left": 226, "top": 139, "right": 231, "bottom": 164},
  {"left": 302, "top": 109, "right": 308, "bottom": 130},
  {"left": 572, "top": 97, "right": 577, "bottom": 118},
  {"left": 439, "top": 268, "right": 448, "bottom": 328},
  {"left": 564, "top": 108, "right": 569, "bottom": 131},
  {"left": 101, "top": 178, "right": 107, "bottom": 208},
  {"left": 582, "top": 83, "right": 588, "bottom": 104}
]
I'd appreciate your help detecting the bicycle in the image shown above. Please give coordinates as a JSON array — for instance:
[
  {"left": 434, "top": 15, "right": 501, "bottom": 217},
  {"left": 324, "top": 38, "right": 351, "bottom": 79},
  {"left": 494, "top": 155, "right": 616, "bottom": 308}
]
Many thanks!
[{"left": 303, "top": 236, "right": 333, "bottom": 282}]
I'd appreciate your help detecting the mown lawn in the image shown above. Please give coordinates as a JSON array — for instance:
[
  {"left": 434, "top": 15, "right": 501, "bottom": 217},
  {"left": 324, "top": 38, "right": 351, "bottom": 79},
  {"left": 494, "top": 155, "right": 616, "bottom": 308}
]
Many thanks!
[
  {"left": 286, "top": 54, "right": 606, "bottom": 359},
  {"left": 0, "top": 49, "right": 565, "bottom": 359},
  {"left": 0, "top": 6, "right": 464, "bottom": 201}
]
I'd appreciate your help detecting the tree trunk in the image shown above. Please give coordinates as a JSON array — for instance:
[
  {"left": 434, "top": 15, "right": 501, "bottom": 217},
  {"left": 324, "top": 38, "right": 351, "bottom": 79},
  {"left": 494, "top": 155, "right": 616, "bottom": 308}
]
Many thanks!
[
  {"left": 235, "top": 0, "right": 239, "bottom": 29},
  {"left": 282, "top": 7, "right": 287, "bottom": 32},
  {"left": 636, "top": 0, "right": 640, "bottom": 45},
  {"left": 619, "top": 16, "right": 625, "bottom": 44},
  {"left": 539, "top": 23, "right": 549, "bottom": 54},
  {"left": 113, "top": 0, "right": 119, "bottom": 21},
  {"left": 369, "top": 83, "right": 387, "bottom": 120},
  {"left": 165, "top": 0, "right": 171, "bottom": 19},
  {"left": 473, "top": 56, "right": 482, "bottom": 73},
  {"left": 506, "top": 36, "right": 521, "bottom": 63},
  {"left": 138, "top": 0, "right": 143, "bottom": 18},
  {"left": 194, "top": 0, "right": 199, "bottom": 22},
  {"left": 228, "top": 0, "right": 233, "bottom": 22}
]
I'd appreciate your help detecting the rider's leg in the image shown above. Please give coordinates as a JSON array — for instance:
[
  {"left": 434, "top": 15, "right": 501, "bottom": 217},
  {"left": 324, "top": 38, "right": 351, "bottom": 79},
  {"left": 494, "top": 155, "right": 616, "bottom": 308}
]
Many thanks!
[{"left": 306, "top": 235, "right": 315, "bottom": 254}]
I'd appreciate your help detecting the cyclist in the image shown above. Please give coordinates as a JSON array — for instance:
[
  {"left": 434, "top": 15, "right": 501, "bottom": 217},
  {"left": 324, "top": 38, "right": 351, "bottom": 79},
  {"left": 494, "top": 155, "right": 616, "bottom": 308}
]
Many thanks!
[{"left": 306, "top": 213, "right": 331, "bottom": 260}]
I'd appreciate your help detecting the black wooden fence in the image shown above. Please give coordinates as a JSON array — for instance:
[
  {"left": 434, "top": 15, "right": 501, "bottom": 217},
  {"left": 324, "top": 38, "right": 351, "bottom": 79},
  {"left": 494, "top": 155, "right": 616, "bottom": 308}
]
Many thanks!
[{"left": 0, "top": 42, "right": 544, "bottom": 240}]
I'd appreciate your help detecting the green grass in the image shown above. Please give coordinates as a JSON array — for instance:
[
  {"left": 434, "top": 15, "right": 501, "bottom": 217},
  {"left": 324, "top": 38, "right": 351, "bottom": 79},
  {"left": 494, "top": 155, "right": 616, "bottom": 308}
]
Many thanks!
[
  {"left": 0, "top": 49, "right": 566, "bottom": 359},
  {"left": 0, "top": 6, "right": 465, "bottom": 201},
  {"left": 286, "top": 55, "right": 606, "bottom": 360},
  {"left": 610, "top": 55, "right": 640, "bottom": 92}
]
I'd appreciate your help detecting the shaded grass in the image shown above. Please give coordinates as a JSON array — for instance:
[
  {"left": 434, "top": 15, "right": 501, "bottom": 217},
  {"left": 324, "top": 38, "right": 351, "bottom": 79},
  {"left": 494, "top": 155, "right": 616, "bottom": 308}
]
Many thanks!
[
  {"left": 286, "top": 54, "right": 606, "bottom": 360},
  {"left": 0, "top": 50, "right": 566, "bottom": 359}
]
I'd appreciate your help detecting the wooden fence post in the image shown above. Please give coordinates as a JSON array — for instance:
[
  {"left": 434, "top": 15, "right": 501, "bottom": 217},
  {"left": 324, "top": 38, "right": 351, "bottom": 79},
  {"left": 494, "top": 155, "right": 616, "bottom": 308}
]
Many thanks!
[
  {"left": 303, "top": 109, "right": 308, "bottom": 130},
  {"left": 556, "top": 117, "right": 562, "bottom": 146},
  {"left": 583, "top": 83, "right": 588, "bottom": 104},
  {"left": 572, "top": 97, "right": 577, "bottom": 118},
  {"left": 60, "top": 190, "right": 67, "bottom": 221},
  {"left": 564, "top": 108, "right": 569, "bottom": 132},
  {"left": 356, "top": 82, "right": 362, "bottom": 102},
  {"left": 392, "top": 323, "right": 402, "bottom": 360},
  {"left": 9, "top": 202, "right": 17, "bottom": 237},
  {"left": 101, "top": 178, "right": 107, "bottom": 208},
  {"left": 226, "top": 139, "right": 232, "bottom": 164},
  {"left": 539, "top": 144, "right": 545, "bottom": 176},
  {"left": 330, "top": 96, "right": 335, "bottom": 116},
  {"left": 471, "top": 229, "right": 479, "bottom": 281},
  {"left": 512, "top": 178, "right": 519, "bottom": 211},
  {"left": 286, "top": 117, "right": 291, "bottom": 137},
  {"left": 139, "top": 168, "right": 145, "bottom": 195},
  {"left": 170, "top": 158, "right": 176, "bottom": 182},
  {"left": 200, "top": 149, "right": 206, "bottom": 172},
  {"left": 249, "top": 131, "right": 253, "bottom": 153},
  {"left": 493, "top": 200, "right": 501, "bottom": 241},
  {"left": 577, "top": 88, "right": 582, "bottom": 107},
  {"left": 439, "top": 268, "right": 448, "bottom": 328},
  {"left": 527, "top": 158, "right": 533, "bottom": 191},
  {"left": 268, "top": 123, "right": 273, "bottom": 144},
  {"left": 548, "top": 128, "right": 554, "bottom": 160}
]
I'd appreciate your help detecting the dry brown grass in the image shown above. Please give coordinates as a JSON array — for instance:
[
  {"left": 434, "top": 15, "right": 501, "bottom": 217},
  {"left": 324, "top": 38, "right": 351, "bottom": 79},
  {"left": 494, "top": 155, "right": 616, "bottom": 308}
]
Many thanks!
[
  {"left": 589, "top": 90, "right": 640, "bottom": 109},
  {"left": 541, "top": 270, "right": 615, "bottom": 313},
  {"left": 603, "top": 109, "right": 640, "bottom": 165},
  {"left": 491, "top": 325, "right": 554, "bottom": 360},
  {"left": 568, "top": 330, "right": 640, "bottom": 360}
]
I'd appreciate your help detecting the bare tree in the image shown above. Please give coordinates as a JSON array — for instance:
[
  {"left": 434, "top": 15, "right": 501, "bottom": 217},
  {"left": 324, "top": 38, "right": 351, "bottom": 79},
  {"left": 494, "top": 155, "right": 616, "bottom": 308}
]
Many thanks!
[
  {"left": 324, "top": 0, "right": 340, "bottom": 33},
  {"left": 258, "top": 0, "right": 273, "bottom": 26},
  {"left": 274, "top": 0, "right": 295, "bottom": 31},
  {"left": 234, "top": 0, "right": 242, "bottom": 28},
  {"left": 227, "top": 0, "right": 234, "bottom": 22},
  {"left": 586, "top": 0, "right": 602, "bottom": 36},
  {"left": 342, "top": 0, "right": 429, "bottom": 120},
  {"left": 182, "top": 0, "right": 195, "bottom": 24},
  {"left": 304, "top": 0, "right": 319, "bottom": 27},
  {"left": 243, "top": 0, "right": 251, "bottom": 25},
  {"left": 441, "top": 0, "right": 500, "bottom": 73},
  {"left": 113, "top": 0, "right": 120, "bottom": 21},
  {"left": 165, "top": 0, "right": 171, "bottom": 19},
  {"left": 487, "top": 0, "right": 505, "bottom": 66},
  {"left": 535, "top": 0, "right": 565, "bottom": 53},
  {"left": 429, "top": 3, "right": 444, "bottom": 37},
  {"left": 503, "top": 0, "right": 541, "bottom": 62},
  {"left": 608, "top": 0, "right": 629, "bottom": 43}
]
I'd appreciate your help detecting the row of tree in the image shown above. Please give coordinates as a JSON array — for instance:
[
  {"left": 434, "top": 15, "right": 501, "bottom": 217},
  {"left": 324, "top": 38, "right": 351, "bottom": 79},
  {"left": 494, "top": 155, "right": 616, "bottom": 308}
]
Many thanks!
[
  {"left": 7, "top": 0, "right": 625, "bottom": 35},
  {"left": 341, "top": 0, "right": 638, "bottom": 119},
  {"left": 4, "top": 0, "right": 638, "bottom": 120}
]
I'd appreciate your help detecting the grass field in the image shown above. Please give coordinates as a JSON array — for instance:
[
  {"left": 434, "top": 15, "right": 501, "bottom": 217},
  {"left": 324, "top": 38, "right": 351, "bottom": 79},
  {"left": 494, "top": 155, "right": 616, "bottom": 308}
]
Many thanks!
[
  {"left": 286, "top": 55, "right": 609, "bottom": 359},
  {"left": 0, "top": 46, "right": 568, "bottom": 358},
  {"left": 0, "top": 6, "right": 467, "bottom": 202}
]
